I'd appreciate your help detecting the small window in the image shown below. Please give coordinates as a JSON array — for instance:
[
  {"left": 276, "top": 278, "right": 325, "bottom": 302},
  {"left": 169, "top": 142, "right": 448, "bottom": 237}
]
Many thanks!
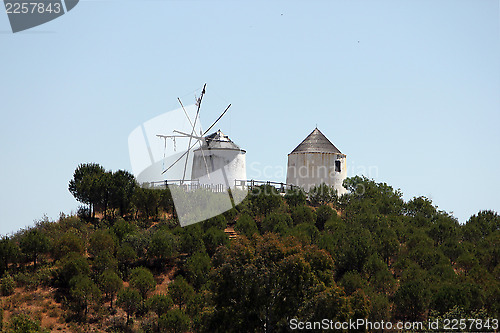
[{"left": 335, "top": 160, "right": 341, "bottom": 172}]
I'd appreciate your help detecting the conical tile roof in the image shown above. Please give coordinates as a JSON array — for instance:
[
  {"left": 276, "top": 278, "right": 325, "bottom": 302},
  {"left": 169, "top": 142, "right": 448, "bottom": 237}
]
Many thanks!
[{"left": 290, "top": 128, "right": 341, "bottom": 154}]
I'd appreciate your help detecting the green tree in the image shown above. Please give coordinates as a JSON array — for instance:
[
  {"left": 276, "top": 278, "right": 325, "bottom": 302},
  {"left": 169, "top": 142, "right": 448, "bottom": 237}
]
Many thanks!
[
  {"left": 88, "top": 229, "right": 116, "bottom": 258},
  {"left": 110, "top": 169, "right": 137, "bottom": 217},
  {"left": 146, "top": 294, "right": 173, "bottom": 317},
  {"left": 261, "top": 212, "right": 293, "bottom": 235},
  {"left": 309, "top": 183, "right": 336, "bottom": 206},
  {"left": 51, "top": 232, "right": 84, "bottom": 260},
  {"left": 0, "top": 237, "right": 17, "bottom": 277},
  {"left": 463, "top": 210, "right": 500, "bottom": 242},
  {"left": 203, "top": 227, "right": 229, "bottom": 256},
  {"left": 177, "top": 225, "right": 205, "bottom": 255},
  {"left": 68, "top": 163, "right": 106, "bottom": 218},
  {"left": 133, "top": 187, "right": 161, "bottom": 220},
  {"left": 117, "top": 243, "right": 137, "bottom": 277},
  {"left": 112, "top": 219, "right": 137, "bottom": 243},
  {"left": 117, "top": 287, "right": 141, "bottom": 324},
  {"left": 168, "top": 276, "right": 195, "bottom": 311},
  {"left": 315, "top": 205, "right": 335, "bottom": 231},
  {"left": 129, "top": 267, "right": 156, "bottom": 301},
  {"left": 158, "top": 309, "right": 191, "bottom": 333},
  {"left": 393, "top": 279, "right": 431, "bottom": 321},
  {"left": 69, "top": 275, "right": 102, "bottom": 319},
  {"left": 234, "top": 214, "right": 259, "bottom": 238},
  {"left": 19, "top": 229, "right": 50, "bottom": 269},
  {"left": 249, "top": 185, "right": 284, "bottom": 216},
  {"left": 184, "top": 251, "right": 212, "bottom": 289},
  {"left": 56, "top": 252, "right": 90, "bottom": 288},
  {"left": 299, "top": 286, "right": 351, "bottom": 326},
  {"left": 291, "top": 205, "right": 316, "bottom": 226},
  {"left": 284, "top": 187, "right": 307, "bottom": 207},
  {"left": 149, "top": 229, "right": 176, "bottom": 261},
  {"left": 99, "top": 270, "right": 123, "bottom": 308}
]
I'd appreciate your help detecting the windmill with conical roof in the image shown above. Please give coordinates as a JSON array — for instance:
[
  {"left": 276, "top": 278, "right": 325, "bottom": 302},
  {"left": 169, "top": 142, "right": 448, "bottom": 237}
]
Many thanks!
[{"left": 286, "top": 128, "right": 347, "bottom": 194}]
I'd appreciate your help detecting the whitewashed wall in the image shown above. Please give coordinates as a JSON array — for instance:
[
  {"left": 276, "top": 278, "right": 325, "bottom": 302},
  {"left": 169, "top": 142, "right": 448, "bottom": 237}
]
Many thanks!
[
  {"left": 192, "top": 148, "right": 247, "bottom": 189},
  {"left": 286, "top": 152, "right": 347, "bottom": 195}
]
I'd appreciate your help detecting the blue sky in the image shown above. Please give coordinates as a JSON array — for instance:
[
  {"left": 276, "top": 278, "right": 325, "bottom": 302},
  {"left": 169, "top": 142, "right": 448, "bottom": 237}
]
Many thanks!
[{"left": 1, "top": 0, "right": 499, "bottom": 235}]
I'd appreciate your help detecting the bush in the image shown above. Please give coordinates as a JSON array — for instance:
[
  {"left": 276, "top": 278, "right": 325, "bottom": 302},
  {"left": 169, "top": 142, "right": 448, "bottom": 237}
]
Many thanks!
[
  {"left": 158, "top": 309, "right": 191, "bottom": 333},
  {"left": 284, "top": 188, "right": 306, "bottom": 207},
  {"left": 315, "top": 205, "right": 334, "bottom": 231},
  {"left": 8, "top": 314, "right": 49, "bottom": 333},
  {"left": 308, "top": 183, "right": 336, "bottom": 206},
  {"left": 261, "top": 212, "right": 293, "bottom": 235},
  {"left": 290, "top": 205, "right": 315, "bottom": 226},
  {"left": 234, "top": 214, "right": 259, "bottom": 238},
  {"left": 0, "top": 273, "right": 15, "bottom": 296}
]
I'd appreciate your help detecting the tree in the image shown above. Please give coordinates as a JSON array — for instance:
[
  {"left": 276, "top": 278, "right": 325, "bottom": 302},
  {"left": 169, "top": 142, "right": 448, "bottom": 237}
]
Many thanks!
[
  {"left": 284, "top": 187, "right": 307, "bottom": 207},
  {"left": 234, "top": 214, "right": 259, "bottom": 238},
  {"left": 309, "top": 183, "right": 336, "bottom": 206},
  {"left": 110, "top": 170, "right": 137, "bottom": 217},
  {"left": 69, "top": 275, "right": 102, "bottom": 320},
  {"left": 315, "top": 205, "right": 335, "bottom": 231},
  {"left": 68, "top": 163, "right": 106, "bottom": 218},
  {"left": 0, "top": 237, "right": 17, "bottom": 277},
  {"left": 99, "top": 270, "right": 123, "bottom": 308},
  {"left": 51, "top": 232, "right": 84, "bottom": 260},
  {"left": 203, "top": 227, "right": 229, "bottom": 256},
  {"left": 177, "top": 224, "right": 205, "bottom": 255},
  {"left": 463, "top": 210, "right": 500, "bottom": 242},
  {"left": 149, "top": 229, "right": 176, "bottom": 261},
  {"left": 117, "top": 287, "right": 141, "bottom": 324},
  {"left": 290, "top": 205, "right": 316, "bottom": 226},
  {"left": 168, "top": 276, "right": 195, "bottom": 311},
  {"left": 129, "top": 267, "right": 156, "bottom": 301},
  {"left": 299, "top": 286, "right": 351, "bottom": 324},
  {"left": 261, "top": 212, "right": 293, "bottom": 235},
  {"left": 112, "top": 219, "right": 137, "bottom": 243},
  {"left": 184, "top": 251, "right": 212, "bottom": 290},
  {"left": 133, "top": 187, "right": 161, "bottom": 220},
  {"left": 393, "top": 279, "right": 431, "bottom": 321},
  {"left": 93, "top": 251, "right": 118, "bottom": 275},
  {"left": 146, "top": 294, "right": 173, "bottom": 317},
  {"left": 158, "top": 309, "right": 191, "bottom": 333},
  {"left": 249, "top": 185, "right": 284, "bottom": 216},
  {"left": 57, "top": 252, "right": 90, "bottom": 288},
  {"left": 19, "top": 229, "right": 50, "bottom": 269},
  {"left": 117, "top": 243, "right": 137, "bottom": 277},
  {"left": 88, "top": 229, "right": 116, "bottom": 258}
]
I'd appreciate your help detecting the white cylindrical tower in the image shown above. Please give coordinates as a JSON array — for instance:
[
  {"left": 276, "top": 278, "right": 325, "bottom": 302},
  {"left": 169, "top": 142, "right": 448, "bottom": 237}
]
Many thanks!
[
  {"left": 191, "top": 130, "right": 246, "bottom": 189},
  {"left": 286, "top": 128, "right": 347, "bottom": 195}
]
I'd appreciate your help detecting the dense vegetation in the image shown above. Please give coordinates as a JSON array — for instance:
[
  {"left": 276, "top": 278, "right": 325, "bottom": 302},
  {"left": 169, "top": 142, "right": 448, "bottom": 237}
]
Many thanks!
[{"left": 0, "top": 163, "right": 498, "bottom": 332}]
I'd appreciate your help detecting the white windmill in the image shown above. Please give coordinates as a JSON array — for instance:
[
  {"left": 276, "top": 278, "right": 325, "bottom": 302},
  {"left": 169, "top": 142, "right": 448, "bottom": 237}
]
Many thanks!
[{"left": 156, "top": 84, "right": 247, "bottom": 192}]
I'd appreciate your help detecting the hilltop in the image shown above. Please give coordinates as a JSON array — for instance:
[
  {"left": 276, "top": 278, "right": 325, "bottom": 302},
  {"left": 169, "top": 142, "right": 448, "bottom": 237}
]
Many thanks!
[{"left": 0, "top": 164, "right": 498, "bottom": 332}]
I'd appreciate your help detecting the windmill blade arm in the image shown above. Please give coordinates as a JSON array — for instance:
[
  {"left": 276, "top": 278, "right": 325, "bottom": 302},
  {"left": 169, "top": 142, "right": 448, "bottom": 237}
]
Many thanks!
[
  {"left": 203, "top": 104, "right": 231, "bottom": 136},
  {"left": 157, "top": 134, "right": 192, "bottom": 139},
  {"left": 161, "top": 149, "right": 190, "bottom": 174},
  {"left": 173, "top": 130, "right": 204, "bottom": 140}
]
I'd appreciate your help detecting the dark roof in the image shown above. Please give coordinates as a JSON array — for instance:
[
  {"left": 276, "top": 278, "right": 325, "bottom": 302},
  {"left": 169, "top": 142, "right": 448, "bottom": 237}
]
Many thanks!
[
  {"left": 195, "top": 129, "right": 244, "bottom": 151},
  {"left": 290, "top": 128, "right": 342, "bottom": 154}
]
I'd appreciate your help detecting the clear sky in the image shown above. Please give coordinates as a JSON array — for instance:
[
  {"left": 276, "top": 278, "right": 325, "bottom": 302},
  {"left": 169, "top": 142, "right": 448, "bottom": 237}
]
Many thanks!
[{"left": 1, "top": 0, "right": 499, "bottom": 235}]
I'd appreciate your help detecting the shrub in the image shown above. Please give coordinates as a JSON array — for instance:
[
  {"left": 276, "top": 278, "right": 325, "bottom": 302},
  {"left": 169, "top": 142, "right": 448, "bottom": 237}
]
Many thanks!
[{"left": 0, "top": 273, "right": 15, "bottom": 296}]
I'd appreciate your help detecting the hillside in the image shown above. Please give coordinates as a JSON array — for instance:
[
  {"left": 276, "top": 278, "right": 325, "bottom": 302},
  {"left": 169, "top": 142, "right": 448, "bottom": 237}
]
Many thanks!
[{"left": 0, "top": 165, "right": 498, "bottom": 332}]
